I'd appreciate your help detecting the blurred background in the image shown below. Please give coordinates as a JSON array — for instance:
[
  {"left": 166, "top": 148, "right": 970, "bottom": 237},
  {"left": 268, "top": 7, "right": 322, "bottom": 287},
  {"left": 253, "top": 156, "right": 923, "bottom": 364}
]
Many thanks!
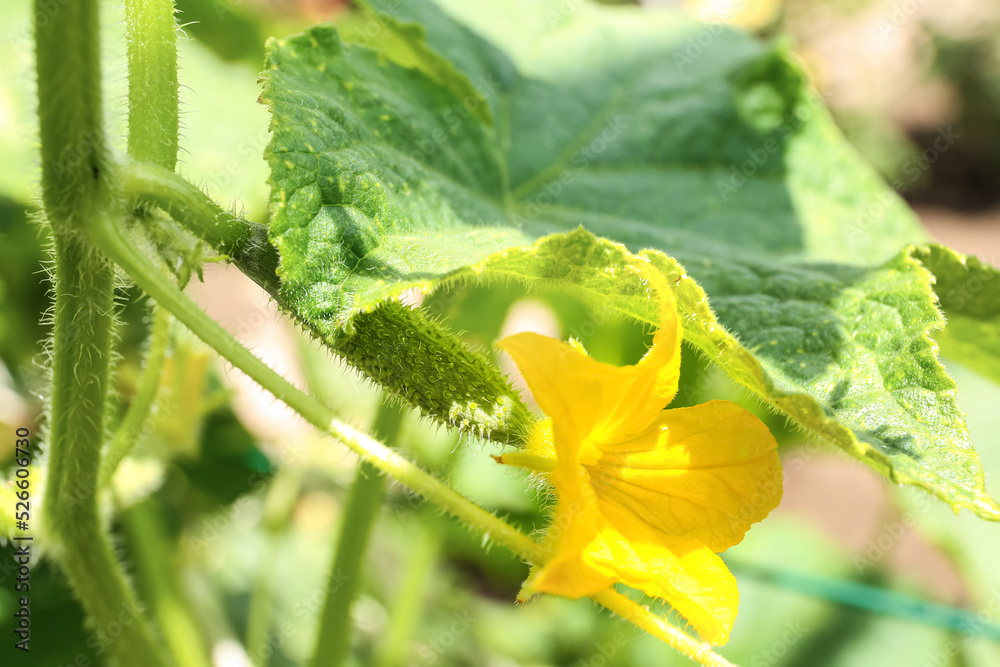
[{"left": 2, "top": 0, "right": 1000, "bottom": 665}]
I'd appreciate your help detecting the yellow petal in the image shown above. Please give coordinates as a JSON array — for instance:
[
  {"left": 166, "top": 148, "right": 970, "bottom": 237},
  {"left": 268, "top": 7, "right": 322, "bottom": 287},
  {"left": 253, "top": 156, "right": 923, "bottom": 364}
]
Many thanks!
[
  {"left": 589, "top": 522, "right": 739, "bottom": 645},
  {"left": 498, "top": 331, "right": 610, "bottom": 464},
  {"left": 521, "top": 467, "right": 616, "bottom": 599},
  {"left": 497, "top": 264, "right": 681, "bottom": 453},
  {"left": 521, "top": 539, "right": 618, "bottom": 601},
  {"left": 523, "top": 499, "right": 739, "bottom": 644},
  {"left": 630, "top": 262, "right": 682, "bottom": 411},
  {"left": 591, "top": 400, "right": 782, "bottom": 553}
]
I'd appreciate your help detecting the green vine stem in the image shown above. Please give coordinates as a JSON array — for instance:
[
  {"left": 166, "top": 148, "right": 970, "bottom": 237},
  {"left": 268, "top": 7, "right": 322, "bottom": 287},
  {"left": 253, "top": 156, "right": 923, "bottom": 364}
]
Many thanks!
[
  {"left": 123, "top": 500, "right": 213, "bottom": 667},
  {"left": 85, "top": 209, "right": 733, "bottom": 666},
  {"left": 120, "top": 162, "right": 281, "bottom": 296},
  {"left": 41, "top": 226, "right": 167, "bottom": 667},
  {"left": 374, "top": 521, "right": 439, "bottom": 667},
  {"left": 88, "top": 209, "right": 544, "bottom": 558},
  {"left": 110, "top": 0, "right": 181, "bottom": 488},
  {"left": 126, "top": 0, "right": 179, "bottom": 168},
  {"left": 246, "top": 464, "right": 305, "bottom": 665},
  {"left": 309, "top": 399, "right": 406, "bottom": 667},
  {"left": 35, "top": 0, "right": 168, "bottom": 663},
  {"left": 101, "top": 305, "right": 172, "bottom": 485},
  {"left": 119, "top": 162, "right": 534, "bottom": 446},
  {"left": 592, "top": 591, "right": 735, "bottom": 667}
]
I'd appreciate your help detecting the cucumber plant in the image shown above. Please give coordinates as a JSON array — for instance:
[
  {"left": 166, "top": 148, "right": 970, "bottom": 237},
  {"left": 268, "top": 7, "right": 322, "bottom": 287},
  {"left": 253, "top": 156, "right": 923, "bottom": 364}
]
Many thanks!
[{"left": 19, "top": 0, "right": 1000, "bottom": 665}]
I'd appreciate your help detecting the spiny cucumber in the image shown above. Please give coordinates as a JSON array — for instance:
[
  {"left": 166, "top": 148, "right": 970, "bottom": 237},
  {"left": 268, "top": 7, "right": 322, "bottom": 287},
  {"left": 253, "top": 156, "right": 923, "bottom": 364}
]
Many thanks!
[
  {"left": 328, "top": 300, "right": 534, "bottom": 445},
  {"left": 226, "top": 227, "right": 533, "bottom": 444}
]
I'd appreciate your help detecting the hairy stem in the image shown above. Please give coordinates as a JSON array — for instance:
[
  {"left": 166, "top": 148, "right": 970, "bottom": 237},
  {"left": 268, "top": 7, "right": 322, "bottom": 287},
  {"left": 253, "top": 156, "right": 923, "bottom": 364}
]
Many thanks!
[
  {"left": 88, "top": 208, "right": 543, "bottom": 559},
  {"left": 34, "top": 0, "right": 108, "bottom": 222},
  {"left": 35, "top": 0, "right": 168, "bottom": 663},
  {"left": 118, "top": 0, "right": 179, "bottom": 486},
  {"left": 309, "top": 400, "right": 405, "bottom": 667},
  {"left": 87, "top": 211, "right": 733, "bottom": 666},
  {"left": 126, "top": 0, "right": 179, "bottom": 168},
  {"left": 120, "top": 162, "right": 280, "bottom": 296},
  {"left": 119, "top": 162, "right": 534, "bottom": 445},
  {"left": 592, "top": 591, "right": 736, "bottom": 667},
  {"left": 102, "top": 305, "right": 172, "bottom": 484},
  {"left": 45, "top": 232, "right": 168, "bottom": 667}
]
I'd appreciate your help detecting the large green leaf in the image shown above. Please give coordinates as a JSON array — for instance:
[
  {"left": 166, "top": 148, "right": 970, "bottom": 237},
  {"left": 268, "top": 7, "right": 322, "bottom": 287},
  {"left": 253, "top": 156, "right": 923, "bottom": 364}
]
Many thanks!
[
  {"left": 914, "top": 245, "right": 1000, "bottom": 386},
  {"left": 259, "top": 0, "right": 1000, "bottom": 519},
  {"left": 358, "top": 0, "right": 925, "bottom": 265}
]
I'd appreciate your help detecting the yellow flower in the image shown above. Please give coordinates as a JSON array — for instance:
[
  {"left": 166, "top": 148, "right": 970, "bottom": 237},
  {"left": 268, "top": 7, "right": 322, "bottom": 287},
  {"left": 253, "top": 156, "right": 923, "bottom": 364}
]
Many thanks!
[{"left": 497, "top": 264, "right": 782, "bottom": 646}]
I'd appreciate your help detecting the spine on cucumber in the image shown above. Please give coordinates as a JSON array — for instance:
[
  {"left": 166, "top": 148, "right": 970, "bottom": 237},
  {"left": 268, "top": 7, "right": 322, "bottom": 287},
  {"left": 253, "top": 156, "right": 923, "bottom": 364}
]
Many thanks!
[{"left": 326, "top": 300, "right": 534, "bottom": 445}]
